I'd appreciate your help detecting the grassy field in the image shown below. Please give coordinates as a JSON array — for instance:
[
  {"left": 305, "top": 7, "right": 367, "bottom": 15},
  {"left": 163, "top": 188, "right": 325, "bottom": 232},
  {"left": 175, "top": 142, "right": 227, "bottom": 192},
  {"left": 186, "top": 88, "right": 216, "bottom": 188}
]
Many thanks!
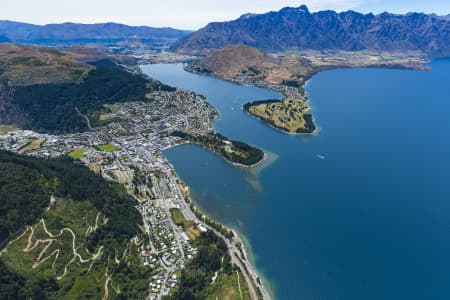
[
  {"left": 170, "top": 208, "right": 200, "bottom": 240},
  {"left": 247, "top": 98, "right": 313, "bottom": 133},
  {"left": 99, "top": 113, "right": 108, "bottom": 121},
  {"left": 0, "top": 44, "right": 91, "bottom": 86},
  {"left": 18, "top": 139, "right": 44, "bottom": 154},
  {"left": 204, "top": 270, "right": 252, "bottom": 300},
  {"left": 96, "top": 143, "right": 119, "bottom": 152},
  {"left": 0, "top": 124, "right": 19, "bottom": 134},
  {"left": 68, "top": 148, "right": 86, "bottom": 159}
]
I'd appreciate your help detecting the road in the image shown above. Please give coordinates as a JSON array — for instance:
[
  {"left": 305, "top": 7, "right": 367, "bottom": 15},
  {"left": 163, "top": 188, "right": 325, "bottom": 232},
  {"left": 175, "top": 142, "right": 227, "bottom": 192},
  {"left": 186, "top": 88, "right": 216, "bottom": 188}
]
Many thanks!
[{"left": 170, "top": 169, "right": 271, "bottom": 300}]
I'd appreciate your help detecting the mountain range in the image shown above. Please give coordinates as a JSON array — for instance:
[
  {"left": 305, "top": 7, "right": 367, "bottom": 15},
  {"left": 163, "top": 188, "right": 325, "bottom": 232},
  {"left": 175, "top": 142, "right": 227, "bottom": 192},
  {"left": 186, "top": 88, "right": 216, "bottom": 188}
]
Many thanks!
[
  {"left": 173, "top": 5, "right": 450, "bottom": 57},
  {"left": 0, "top": 20, "right": 190, "bottom": 45}
]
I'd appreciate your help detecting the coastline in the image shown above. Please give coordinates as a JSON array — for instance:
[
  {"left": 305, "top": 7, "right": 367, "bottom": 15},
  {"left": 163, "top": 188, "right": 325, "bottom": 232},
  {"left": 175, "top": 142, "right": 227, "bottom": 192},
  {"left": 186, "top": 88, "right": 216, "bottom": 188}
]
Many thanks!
[
  {"left": 171, "top": 132, "right": 267, "bottom": 168},
  {"left": 232, "top": 151, "right": 269, "bottom": 169},
  {"left": 242, "top": 104, "right": 317, "bottom": 136},
  {"left": 165, "top": 164, "right": 273, "bottom": 300},
  {"left": 185, "top": 59, "right": 430, "bottom": 136},
  {"left": 236, "top": 229, "right": 275, "bottom": 300},
  {"left": 157, "top": 59, "right": 431, "bottom": 300},
  {"left": 171, "top": 137, "right": 270, "bottom": 169},
  {"left": 186, "top": 65, "right": 317, "bottom": 135}
]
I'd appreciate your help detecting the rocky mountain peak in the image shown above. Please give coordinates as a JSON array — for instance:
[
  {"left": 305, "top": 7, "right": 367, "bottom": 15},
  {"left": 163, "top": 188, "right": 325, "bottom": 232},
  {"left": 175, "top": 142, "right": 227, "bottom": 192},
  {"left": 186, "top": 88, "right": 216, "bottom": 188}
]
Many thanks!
[{"left": 173, "top": 6, "right": 450, "bottom": 58}]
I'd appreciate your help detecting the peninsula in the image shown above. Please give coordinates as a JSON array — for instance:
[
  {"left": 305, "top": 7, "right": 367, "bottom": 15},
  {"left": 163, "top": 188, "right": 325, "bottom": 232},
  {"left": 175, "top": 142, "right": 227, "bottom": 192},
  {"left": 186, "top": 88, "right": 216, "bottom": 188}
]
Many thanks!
[
  {"left": 186, "top": 44, "right": 428, "bottom": 134},
  {"left": 1, "top": 3, "right": 448, "bottom": 299},
  {"left": 0, "top": 44, "right": 268, "bottom": 299},
  {"left": 174, "top": 4, "right": 445, "bottom": 134}
]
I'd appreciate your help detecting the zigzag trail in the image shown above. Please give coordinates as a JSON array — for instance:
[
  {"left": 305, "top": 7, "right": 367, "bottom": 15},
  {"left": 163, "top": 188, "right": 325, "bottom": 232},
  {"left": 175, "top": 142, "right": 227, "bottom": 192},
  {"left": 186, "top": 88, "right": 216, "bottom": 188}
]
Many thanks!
[{"left": 11, "top": 218, "right": 103, "bottom": 280}]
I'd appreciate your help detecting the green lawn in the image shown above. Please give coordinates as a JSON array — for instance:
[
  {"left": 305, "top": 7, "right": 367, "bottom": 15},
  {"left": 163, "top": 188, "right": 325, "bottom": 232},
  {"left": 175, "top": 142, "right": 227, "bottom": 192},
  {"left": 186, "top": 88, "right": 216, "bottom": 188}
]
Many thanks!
[
  {"left": 204, "top": 270, "right": 252, "bottom": 300},
  {"left": 246, "top": 98, "right": 316, "bottom": 133},
  {"left": 68, "top": 148, "right": 86, "bottom": 159},
  {"left": 0, "top": 124, "right": 19, "bottom": 134},
  {"left": 96, "top": 143, "right": 119, "bottom": 152},
  {"left": 170, "top": 208, "right": 200, "bottom": 239}
]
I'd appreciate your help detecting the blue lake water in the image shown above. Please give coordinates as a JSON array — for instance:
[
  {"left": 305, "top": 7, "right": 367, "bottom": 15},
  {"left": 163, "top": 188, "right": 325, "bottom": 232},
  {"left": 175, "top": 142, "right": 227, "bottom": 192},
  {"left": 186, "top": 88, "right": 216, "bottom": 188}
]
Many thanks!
[{"left": 141, "top": 60, "right": 450, "bottom": 300}]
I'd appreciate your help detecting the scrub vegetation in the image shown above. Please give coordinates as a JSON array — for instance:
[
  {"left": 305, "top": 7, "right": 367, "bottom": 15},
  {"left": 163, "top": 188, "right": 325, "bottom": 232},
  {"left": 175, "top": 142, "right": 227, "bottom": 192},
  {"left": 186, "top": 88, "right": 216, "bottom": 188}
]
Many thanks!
[
  {"left": 0, "top": 150, "right": 150, "bottom": 299},
  {"left": 244, "top": 98, "right": 316, "bottom": 133}
]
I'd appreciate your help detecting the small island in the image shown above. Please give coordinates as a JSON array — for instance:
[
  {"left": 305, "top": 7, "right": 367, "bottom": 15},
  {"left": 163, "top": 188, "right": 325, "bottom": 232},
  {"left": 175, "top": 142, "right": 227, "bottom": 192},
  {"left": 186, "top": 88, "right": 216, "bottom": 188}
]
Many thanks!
[{"left": 243, "top": 98, "right": 316, "bottom": 134}]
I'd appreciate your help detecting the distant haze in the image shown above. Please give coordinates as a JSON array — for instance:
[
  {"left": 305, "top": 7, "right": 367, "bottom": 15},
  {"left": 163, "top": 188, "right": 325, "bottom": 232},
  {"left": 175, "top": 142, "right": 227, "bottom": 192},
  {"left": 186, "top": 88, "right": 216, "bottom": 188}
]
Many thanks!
[{"left": 1, "top": 0, "right": 450, "bottom": 29}]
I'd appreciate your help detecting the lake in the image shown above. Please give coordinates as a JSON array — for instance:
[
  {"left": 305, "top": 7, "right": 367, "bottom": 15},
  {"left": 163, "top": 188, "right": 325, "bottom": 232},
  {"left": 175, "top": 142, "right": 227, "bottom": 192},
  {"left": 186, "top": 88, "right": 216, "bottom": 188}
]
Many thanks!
[{"left": 141, "top": 60, "right": 450, "bottom": 300}]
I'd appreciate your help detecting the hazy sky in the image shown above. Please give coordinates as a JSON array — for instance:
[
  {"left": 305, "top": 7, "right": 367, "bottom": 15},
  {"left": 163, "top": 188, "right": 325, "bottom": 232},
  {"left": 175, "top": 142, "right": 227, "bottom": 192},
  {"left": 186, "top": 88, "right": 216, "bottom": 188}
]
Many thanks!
[{"left": 2, "top": 0, "right": 450, "bottom": 30}]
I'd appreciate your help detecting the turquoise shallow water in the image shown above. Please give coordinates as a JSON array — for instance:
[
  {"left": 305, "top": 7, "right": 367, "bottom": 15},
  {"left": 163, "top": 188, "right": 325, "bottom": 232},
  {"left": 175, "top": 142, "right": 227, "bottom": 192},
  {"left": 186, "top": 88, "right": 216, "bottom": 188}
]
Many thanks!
[{"left": 142, "top": 60, "right": 450, "bottom": 300}]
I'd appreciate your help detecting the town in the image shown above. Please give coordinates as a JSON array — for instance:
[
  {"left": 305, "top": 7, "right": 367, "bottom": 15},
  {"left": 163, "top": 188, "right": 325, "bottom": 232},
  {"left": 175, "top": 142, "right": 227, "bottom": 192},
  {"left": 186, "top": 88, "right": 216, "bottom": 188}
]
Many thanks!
[{"left": 0, "top": 87, "right": 268, "bottom": 300}]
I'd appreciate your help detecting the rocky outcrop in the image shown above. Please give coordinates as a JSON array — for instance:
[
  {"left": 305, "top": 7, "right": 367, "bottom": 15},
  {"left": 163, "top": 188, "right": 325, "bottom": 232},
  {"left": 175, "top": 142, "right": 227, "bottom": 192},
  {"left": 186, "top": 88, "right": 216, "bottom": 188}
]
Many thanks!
[
  {"left": 173, "top": 5, "right": 450, "bottom": 57},
  {"left": 0, "top": 79, "right": 28, "bottom": 127}
]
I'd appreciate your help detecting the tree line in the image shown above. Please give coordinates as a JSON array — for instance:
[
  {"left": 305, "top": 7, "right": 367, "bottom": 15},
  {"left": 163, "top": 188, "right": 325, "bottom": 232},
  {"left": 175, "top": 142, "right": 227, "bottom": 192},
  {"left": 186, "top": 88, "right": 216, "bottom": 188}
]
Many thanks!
[{"left": 12, "top": 59, "right": 175, "bottom": 133}]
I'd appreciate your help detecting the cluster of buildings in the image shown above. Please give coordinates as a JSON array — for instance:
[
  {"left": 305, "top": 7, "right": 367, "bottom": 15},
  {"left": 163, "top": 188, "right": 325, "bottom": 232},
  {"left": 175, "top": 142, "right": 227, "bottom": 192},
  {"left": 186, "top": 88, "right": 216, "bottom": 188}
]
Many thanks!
[{"left": 0, "top": 87, "right": 218, "bottom": 300}]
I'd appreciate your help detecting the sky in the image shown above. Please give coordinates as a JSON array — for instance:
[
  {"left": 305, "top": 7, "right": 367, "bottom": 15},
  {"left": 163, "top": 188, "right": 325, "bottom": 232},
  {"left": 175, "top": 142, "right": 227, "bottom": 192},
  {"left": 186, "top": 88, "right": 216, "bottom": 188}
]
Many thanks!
[{"left": 1, "top": 0, "right": 450, "bottom": 30}]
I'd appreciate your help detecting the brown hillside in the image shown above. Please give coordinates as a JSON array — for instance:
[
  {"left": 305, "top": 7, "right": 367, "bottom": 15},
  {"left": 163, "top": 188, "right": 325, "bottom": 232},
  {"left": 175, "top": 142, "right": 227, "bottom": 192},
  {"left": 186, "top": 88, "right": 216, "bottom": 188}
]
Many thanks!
[
  {"left": 0, "top": 44, "right": 92, "bottom": 86},
  {"left": 189, "top": 45, "right": 312, "bottom": 84}
]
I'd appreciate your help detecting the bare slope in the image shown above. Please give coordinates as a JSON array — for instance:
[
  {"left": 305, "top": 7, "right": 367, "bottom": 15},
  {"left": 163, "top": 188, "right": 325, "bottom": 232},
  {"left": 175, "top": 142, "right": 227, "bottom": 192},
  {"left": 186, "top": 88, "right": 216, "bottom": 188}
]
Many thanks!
[
  {"left": 188, "top": 45, "right": 309, "bottom": 85},
  {"left": 0, "top": 44, "right": 91, "bottom": 86},
  {"left": 174, "top": 5, "right": 450, "bottom": 57},
  {"left": 0, "top": 44, "right": 173, "bottom": 132}
]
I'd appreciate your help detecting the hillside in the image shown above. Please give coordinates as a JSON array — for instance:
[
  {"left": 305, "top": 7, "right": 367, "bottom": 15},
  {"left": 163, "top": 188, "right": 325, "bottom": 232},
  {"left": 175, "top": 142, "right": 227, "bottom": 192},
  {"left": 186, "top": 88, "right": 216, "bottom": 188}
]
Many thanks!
[
  {"left": 187, "top": 44, "right": 427, "bottom": 86},
  {"left": 173, "top": 5, "right": 450, "bottom": 57},
  {"left": 0, "top": 44, "right": 92, "bottom": 86},
  {"left": 0, "top": 44, "right": 174, "bottom": 133},
  {"left": 0, "top": 20, "right": 190, "bottom": 46},
  {"left": 187, "top": 45, "right": 307, "bottom": 84},
  {"left": 0, "top": 150, "right": 150, "bottom": 299}
]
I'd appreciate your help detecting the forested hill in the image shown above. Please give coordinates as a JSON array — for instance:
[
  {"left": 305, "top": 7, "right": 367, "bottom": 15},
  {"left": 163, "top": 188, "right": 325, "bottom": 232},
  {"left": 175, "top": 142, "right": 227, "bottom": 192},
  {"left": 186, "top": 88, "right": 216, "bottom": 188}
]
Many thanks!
[
  {"left": 11, "top": 60, "right": 174, "bottom": 133},
  {"left": 0, "top": 44, "right": 175, "bottom": 133},
  {"left": 173, "top": 5, "right": 450, "bottom": 57},
  {"left": 0, "top": 150, "right": 150, "bottom": 299}
]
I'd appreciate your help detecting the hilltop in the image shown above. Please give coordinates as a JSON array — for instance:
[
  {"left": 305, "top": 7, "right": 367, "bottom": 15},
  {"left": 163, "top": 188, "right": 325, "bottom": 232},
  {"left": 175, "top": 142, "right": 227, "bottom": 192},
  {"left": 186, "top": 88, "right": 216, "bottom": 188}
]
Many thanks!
[
  {"left": 173, "top": 5, "right": 450, "bottom": 57},
  {"left": 0, "top": 44, "right": 92, "bottom": 86},
  {"left": 187, "top": 45, "right": 308, "bottom": 85}
]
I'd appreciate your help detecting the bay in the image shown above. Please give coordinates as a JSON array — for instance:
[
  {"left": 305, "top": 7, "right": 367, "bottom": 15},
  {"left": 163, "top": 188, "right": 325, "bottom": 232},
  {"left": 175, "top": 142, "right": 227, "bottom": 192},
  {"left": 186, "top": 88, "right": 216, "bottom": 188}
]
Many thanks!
[{"left": 141, "top": 60, "right": 450, "bottom": 300}]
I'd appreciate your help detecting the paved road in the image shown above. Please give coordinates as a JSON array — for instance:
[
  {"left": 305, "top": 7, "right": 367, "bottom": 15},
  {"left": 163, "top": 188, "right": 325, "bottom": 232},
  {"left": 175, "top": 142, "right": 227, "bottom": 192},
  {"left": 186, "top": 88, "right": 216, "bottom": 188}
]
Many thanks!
[{"left": 175, "top": 183, "right": 271, "bottom": 300}]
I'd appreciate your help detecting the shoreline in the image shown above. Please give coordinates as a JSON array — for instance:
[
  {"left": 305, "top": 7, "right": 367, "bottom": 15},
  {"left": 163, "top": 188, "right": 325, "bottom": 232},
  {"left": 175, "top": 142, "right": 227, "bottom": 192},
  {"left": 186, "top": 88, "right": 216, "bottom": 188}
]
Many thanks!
[
  {"left": 170, "top": 139, "right": 269, "bottom": 169},
  {"left": 232, "top": 151, "right": 269, "bottom": 168},
  {"left": 236, "top": 229, "right": 275, "bottom": 300},
  {"left": 159, "top": 60, "right": 431, "bottom": 299},
  {"left": 231, "top": 228, "right": 274, "bottom": 300},
  {"left": 186, "top": 66, "right": 317, "bottom": 135},
  {"left": 171, "top": 133, "right": 267, "bottom": 168},
  {"left": 242, "top": 104, "right": 317, "bottom": 136},
  {"left": 165, "top": 164, "right": 272, "bottom": 300},
  {"left": 185, "top": 59, "right": 430, "bottom": 136}
]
